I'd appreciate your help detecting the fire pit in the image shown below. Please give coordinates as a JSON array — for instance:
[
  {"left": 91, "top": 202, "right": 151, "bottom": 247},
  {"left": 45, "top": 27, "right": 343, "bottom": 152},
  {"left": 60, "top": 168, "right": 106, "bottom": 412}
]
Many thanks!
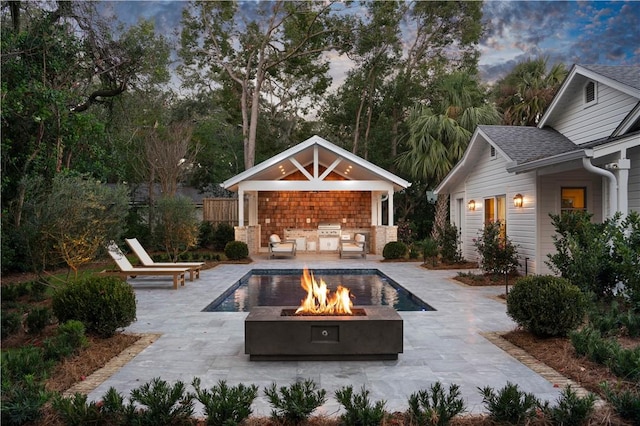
[{"left": 244, "top": 268, "right": 403, "bottom": 361}]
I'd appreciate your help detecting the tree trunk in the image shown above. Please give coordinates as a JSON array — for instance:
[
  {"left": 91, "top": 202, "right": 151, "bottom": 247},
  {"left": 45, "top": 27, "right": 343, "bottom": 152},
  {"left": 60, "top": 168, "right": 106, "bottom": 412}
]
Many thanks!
[{"left": 431, "top": 193, "right": 449, "bottom": 241}]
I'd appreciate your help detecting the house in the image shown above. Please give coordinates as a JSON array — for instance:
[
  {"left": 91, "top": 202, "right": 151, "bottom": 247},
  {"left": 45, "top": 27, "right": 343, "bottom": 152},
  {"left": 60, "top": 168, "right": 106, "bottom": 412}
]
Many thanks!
[
  {"left": 435, "top": 64, "right": 640, "bottom": 275},
  {"left": 222, "top": 135, "right": 410, "bottom": 255}
]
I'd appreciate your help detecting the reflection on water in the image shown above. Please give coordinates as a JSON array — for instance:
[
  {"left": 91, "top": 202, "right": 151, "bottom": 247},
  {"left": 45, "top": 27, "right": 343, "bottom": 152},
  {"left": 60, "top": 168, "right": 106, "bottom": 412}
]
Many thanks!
[{"left": 205, "top": 271, "right": 434, "bottom": 312}]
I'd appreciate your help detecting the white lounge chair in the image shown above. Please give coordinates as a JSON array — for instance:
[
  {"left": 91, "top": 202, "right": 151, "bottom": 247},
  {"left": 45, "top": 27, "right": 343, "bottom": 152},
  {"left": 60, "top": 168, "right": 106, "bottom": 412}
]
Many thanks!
[
  {"left": 104, "top": 241, "right": 190, "bottom": 290},
  {"left": 125, "top": 238, "right": 203, "bottom": 281},
  {"left": 339, "top": 233, "right": 367, "bottom": 259},
  {"left": 268, "top": 234, "right": 297, "bottom": 258}
]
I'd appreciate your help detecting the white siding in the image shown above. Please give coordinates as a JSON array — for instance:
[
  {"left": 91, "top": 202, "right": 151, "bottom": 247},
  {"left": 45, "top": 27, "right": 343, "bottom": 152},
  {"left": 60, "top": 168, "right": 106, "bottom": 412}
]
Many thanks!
[
  {"left": 628, "top": 146, "right": 640, "bottom": 214},
  {"left": 449, "top": 144, "right": 537, "bottom": 273},
  {"left": 548, "top": 79, "right": 637, "bottom": 144},
  {"left": 537, "top": 170, "right": 604, "bottom": 275}
]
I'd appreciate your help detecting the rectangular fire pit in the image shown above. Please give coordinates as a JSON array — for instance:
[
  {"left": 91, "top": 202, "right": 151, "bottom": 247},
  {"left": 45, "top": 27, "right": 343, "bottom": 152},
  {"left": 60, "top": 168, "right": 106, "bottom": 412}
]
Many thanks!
[{"left": 245, "top": 306, "right": 403, "bottom": 361}]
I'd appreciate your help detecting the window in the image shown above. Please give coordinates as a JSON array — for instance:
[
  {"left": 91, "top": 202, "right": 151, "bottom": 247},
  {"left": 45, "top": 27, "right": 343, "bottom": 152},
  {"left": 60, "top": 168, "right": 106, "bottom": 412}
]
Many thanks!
[
  {"left": 561, "top": 187, "right": 587, "bottom": 212},
  {"left": 584, "top": 81, "right": 597, "bottom": 106},
  {"left": 485, "top": 195, "right": 507, "bottom": 235}
]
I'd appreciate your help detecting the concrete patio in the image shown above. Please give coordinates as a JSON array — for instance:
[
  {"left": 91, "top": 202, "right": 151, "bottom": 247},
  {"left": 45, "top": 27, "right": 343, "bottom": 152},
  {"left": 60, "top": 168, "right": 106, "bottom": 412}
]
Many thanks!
[{"left": 86, "top": 254, "right": 568, "bottom": 418}]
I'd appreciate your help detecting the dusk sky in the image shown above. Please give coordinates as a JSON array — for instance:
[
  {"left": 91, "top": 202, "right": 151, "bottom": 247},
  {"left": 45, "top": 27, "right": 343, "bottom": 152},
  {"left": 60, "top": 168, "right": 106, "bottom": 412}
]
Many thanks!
[{"left": 104, "top": 1, "right": 640, "bottom": 87}]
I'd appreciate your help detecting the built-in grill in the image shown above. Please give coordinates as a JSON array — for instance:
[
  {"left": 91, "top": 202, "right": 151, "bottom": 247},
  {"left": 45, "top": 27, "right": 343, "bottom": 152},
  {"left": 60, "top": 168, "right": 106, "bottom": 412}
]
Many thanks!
[{"left": 317, "top": 223, "right": 341, "bottom": 237}]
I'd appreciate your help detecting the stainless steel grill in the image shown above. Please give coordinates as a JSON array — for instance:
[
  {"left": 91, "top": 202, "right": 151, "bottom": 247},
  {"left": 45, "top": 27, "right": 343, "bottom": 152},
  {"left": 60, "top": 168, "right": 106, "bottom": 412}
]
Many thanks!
[{"left": 317, "top": 223, "right": 341, "bottom": 237}]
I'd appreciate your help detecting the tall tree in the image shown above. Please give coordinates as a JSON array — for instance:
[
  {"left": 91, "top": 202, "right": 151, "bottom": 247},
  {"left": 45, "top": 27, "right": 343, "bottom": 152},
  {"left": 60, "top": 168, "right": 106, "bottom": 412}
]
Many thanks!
[
  {"left": 179, "top": 0, "right": 355, "bottom": 169},
  {"left": 492, "top": 58, "right": 567, "bottom": 126},
  {"left": 396, "top": 72, "right": 501, "bottom": 238},
  {"left": 1, "top": 1, "right": 171, "bottom": 226}
]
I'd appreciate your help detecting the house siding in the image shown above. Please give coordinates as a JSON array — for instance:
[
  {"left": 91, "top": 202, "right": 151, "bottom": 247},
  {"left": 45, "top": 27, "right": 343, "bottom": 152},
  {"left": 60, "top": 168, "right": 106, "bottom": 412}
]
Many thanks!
[
  {"left": 549, "top": 80, "right": 637, "bottom": 144},
  {"left": 629, "top": 146, "right": 640, "bottom": 213},
  {"left": 450, "top": 144, "right": 537, "bottom": 273},
  {"left": 537, "top": 170, "right": 604, "bottom": 275}
]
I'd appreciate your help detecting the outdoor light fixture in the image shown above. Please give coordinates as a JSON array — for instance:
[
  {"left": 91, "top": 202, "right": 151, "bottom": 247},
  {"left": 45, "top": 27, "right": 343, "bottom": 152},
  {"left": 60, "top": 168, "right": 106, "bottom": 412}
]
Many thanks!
[
  {"left": 513, "top": 193, "right": 523, "bottom": 208},
  {"left": 468, "top": 200, "right": 476, "bottom": 211}
]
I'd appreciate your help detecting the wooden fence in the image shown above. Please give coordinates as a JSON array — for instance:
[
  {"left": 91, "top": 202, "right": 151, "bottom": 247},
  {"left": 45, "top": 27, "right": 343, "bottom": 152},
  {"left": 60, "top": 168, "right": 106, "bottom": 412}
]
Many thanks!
[{"left": 202, "top": 198, "right": 245, "bottom": 226}]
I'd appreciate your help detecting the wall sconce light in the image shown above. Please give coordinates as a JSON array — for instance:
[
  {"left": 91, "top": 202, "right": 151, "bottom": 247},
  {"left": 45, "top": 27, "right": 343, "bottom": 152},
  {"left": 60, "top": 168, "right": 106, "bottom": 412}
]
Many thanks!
[
  {"left": 468, "top": 200, "right": 476, "bottom": 211},
  {"left": 513, "top": 193, "right": 523, "bottom": 208}
]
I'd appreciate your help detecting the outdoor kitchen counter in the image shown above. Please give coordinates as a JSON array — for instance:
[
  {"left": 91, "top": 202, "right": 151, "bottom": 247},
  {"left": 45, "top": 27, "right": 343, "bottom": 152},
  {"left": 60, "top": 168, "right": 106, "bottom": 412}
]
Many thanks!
[{"left": 284, "top": 228, "right": 371, "bottom": 253}]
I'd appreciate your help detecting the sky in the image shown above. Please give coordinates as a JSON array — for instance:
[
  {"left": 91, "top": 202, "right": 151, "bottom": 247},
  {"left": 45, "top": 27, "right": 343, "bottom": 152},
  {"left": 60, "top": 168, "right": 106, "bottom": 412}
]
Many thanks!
[{"left": 105, "top": 0, "right": 640, "bottom": 86}]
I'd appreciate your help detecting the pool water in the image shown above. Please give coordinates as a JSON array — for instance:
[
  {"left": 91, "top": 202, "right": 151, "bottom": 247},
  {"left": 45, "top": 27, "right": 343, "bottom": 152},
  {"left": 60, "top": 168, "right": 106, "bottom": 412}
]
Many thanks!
[{"left": 202, "top": 269, "right": 435, "bottom": 312}]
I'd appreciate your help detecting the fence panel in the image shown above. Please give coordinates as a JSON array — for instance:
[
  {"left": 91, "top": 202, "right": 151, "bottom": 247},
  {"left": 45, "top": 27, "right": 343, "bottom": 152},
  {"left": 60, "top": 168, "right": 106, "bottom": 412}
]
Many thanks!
[{"left": 203, "top": 198, "right": 243, "bottom": 226}]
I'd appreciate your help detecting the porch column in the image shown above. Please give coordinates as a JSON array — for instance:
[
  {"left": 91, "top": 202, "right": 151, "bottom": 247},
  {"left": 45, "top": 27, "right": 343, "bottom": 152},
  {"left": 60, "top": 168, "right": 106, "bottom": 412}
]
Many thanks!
[
  {"left": 238, "top": 189, "right": 244, "bottom": 226},
  {"left": 387, "top": 189, "right": 394, "bottom": 226},
  {"left": 617, "top": 157, "right": 630, "bottom": 218}
]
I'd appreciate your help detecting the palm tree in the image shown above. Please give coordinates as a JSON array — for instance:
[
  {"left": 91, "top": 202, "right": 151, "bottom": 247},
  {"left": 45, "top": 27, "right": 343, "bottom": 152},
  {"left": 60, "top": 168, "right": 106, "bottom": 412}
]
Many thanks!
[
  {"left": 397, "top": 72, "right": 501, "bottom": 240},
  {"left": 493, "top": 58, "right": 567, "bottom": 126}
]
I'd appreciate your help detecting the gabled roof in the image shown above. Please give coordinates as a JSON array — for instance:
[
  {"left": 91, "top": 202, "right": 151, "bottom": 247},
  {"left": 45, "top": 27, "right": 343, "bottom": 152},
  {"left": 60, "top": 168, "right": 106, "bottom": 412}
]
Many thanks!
[
  {"left": 222, "top": 135, "right": 410, "bottom": 192},
  {"left": 479, "top": 126, "right": 577, "bottom": 164},
  {"left": 434, "top": 126, "right": 581, "bottom": 193},
  {"left": 538, "top": 64, "right": 640, "bottom": 128}
]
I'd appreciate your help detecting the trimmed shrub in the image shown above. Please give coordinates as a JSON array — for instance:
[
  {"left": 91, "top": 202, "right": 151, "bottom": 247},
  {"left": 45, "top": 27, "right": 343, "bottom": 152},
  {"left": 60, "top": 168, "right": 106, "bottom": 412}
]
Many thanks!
[
  {"left": 52, "top": 275, "right": 136, "bottom": 337},
  {"left": 25, "top": 307, "right": 51, "bottom": 334},
  {"left": 1, "top": 375, "right": 51, "bottom": 426},
  {"left": 543, "top": 385, "right": 596, "bottom": 426},
  {"left": 264, "top": 379, "right": 327, "bottom": 424},
  {"left": 436, "top": 223, "right": 463, "bottom": 264},
  {"left": 473, "top": 220, "right": 519, "bottom": 276},
  {"left": 192, "top": 378, "right": 258, "bottom": 426},
  {"left": 1, "top": 346, "right": 52, "bottom": 383},
  {"left": 44, "top": 320, "right": 88, "bottom": 361},
  {"left": 479, "top": 382, "right": 540, "bottom": 425},
  {"left": 224, "top": 241, "right": 248, "bottom": 260},
  {"left": 507, "top": 275, "right": 586, "bottom": 337},
  {"left": 382, "top": 241, "right": 408, "bottom": 260},
  {"left": 335, "top": 385, "right": 387, "bottom": 426},
  {"left": 1, "top": 310, "right": 22, "bottom": 340},
  {"left": 407, "top": 382, "right": 466, "bottom": 426},
  {"left": 601, "top": 383, "right": 640, "bottom": 424},
  {"left": 214, "top": 222, "right": 235, "bottom": 251},
  {"left": 129, "top": 377, "right": 195, "bottom": 425}
]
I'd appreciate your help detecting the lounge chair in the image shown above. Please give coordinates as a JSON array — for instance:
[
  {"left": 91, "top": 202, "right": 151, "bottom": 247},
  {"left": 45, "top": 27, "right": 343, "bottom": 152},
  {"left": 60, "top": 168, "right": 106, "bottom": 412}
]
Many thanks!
[
  {"left": 339, "top": 233, "right": 367, "bottom": 259},
  {"left": 104, "top": 241, "right": 190, "bottom": 290},
  {"left": 268, "top": 234, "right": 297, "bottom": 258},
  {"left": 125, "top": 238, "right": 203, "bottom": 281}
]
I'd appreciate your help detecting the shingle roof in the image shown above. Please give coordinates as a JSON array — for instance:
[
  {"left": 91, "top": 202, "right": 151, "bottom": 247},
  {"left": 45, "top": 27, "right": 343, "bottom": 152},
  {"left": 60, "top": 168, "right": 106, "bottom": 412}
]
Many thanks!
[
  {"left": 581, "top": 65, "right": 640, "bottom": 91},
  {"left": 478, "top": 125, "right": 578, "bottom": 165}
]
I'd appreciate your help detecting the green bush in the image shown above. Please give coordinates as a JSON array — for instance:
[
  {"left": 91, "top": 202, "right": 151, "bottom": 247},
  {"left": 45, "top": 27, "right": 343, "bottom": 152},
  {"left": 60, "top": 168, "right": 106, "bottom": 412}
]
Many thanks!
[
  {"left": 153, "top": 195, "right": 199, "bottom": 262},
  {"left": 473, "top": 220, "right": 519, "bottom": 276},
  {"left": 601, "top": 383, "right": 640, "bottom": 424},
  {"left": 214, "top": 222, "right": 236, "bottom": 251},
  {"left": 129, "top": 377, "right": 195, "bottom": 425},
  {"left": 546, "top": 211, "right": 640, "bottom": 301},
  {"left": 1, "top": 310, "right": 22, "bottom": 340},
  {"left": 25, "top": 307, "right": 51, "bottom": 334},
  {"left": 436, "top": 223, "right": 463, "bottom": 264},
  {"left": 1, "top": 346, "right": 53, "bottom": 383},
  {"left": 382, "top": 241, "right": 408, "bottom": 259},
  {"left": 52, "top": 275, "right": 136, "bottom": 337},
  {"left": 407, "top": 382, "right": 466, "bottom": 426},
  {"left": 224, "top": 241, "right": 248, "bottom": 260},
  {"left": 192, "top": 378, "right": 258, "bottom": 426},
  {"left": 571, "top": 326, "right": 640, "bottom": 381},
  {"left": 198, "top": 221, "right": 216, "bottom": 249},
  {"left": 506, "top": 275, "right": 586, "bottom": 337},
  {"left": 0, "top": 375, "right": 51, "bottom": 426},
  {"left": 1, "top": 282, "right": 29, "bottom": 303},
  {"left": 479, "top": 382, "right": 540, "bottom": 425},
  {"left": 542, "top": 385, "right": 596, "bottom": 426},
  {"left": 44, "top": 320, "right": 88, "bottom": 361},
  {"left": 264, "top": 379, "right": 327, "bottom": 424},
  {"left": 335, "top": 385, "right": 387, "bottom": 426}
]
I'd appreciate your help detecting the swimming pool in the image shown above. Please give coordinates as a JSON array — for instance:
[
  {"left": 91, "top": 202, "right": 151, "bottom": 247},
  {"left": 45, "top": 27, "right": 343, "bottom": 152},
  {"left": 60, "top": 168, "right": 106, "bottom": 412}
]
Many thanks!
[{"left": 202, "top": 269, "right": 435, "bottom": 312}]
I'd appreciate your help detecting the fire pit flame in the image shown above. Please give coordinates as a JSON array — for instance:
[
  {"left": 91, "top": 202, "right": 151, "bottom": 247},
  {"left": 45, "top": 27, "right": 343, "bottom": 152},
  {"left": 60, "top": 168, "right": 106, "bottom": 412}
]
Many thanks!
[{"left": 295, "top": 268, "right": 353, "bottom": 315}]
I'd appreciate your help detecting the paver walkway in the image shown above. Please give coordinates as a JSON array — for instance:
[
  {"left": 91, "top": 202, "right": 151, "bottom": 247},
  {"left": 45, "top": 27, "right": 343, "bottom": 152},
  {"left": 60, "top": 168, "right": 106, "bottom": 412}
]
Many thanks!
[{"left": 87, "top": 254, "right": 567, "bottom": 417}]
